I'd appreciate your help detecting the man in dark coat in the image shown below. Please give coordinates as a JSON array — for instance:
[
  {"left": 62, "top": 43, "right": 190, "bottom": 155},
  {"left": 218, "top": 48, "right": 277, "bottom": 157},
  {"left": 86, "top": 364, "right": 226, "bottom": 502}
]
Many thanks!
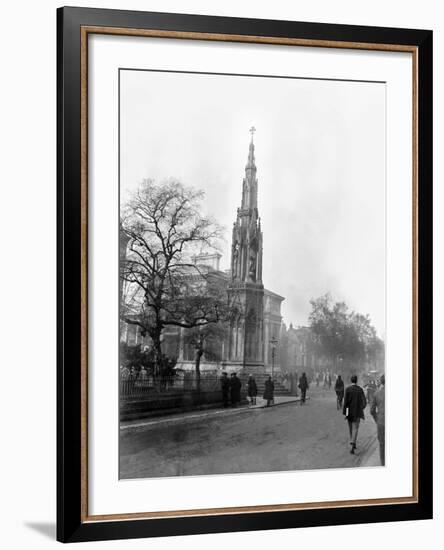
[
  {"left": 343, "top": 374, "right": 367, "bottom": 454},
  {"left": 370, "top": 374, "right": 385, "bottom": 465},
  {"left": 334, "top": 375, "right": 345, "bottom": 410},
  {"left": 298, "top": 372, "right": 309, "bottom": 405},
  {"left": 220, "top": 372, "right": 230, "bottom": 408},
  {"left": 230, "top": 372, "right": 242, "bottom": 407},
  {"left": 247, "top": 374, "right": 258, "bottom": 405},
  {"left": 263, "top": 375, "right": 275, "bottom": 407}
]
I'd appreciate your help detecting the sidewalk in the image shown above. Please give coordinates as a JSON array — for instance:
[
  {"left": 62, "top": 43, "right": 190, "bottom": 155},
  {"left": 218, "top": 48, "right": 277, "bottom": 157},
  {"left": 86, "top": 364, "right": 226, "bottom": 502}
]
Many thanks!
[
  {"left": 249, "top": 394, "right": 305, "bottom": 410},
  {"left": 120, "top": 395, "right": 302, "bottom": 433},
  {"left": 359, "top": 439, "right": 381, "bottom": 467}
]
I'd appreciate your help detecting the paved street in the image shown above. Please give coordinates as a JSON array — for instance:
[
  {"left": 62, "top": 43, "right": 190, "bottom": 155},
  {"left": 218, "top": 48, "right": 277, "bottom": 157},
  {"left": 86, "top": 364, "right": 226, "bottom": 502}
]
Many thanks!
[{"left": 119, "top": 387, "right": 379, "bottom": 479}]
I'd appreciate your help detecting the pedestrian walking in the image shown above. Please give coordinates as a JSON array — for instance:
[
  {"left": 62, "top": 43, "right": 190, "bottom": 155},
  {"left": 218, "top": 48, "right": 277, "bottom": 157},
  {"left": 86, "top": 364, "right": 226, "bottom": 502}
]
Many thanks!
[
  {"left": 263, "top": 375, "right": 275, "bottom": 407},
  {"left": 343, "top": 374, "right": 367, "bottom": 454},
  {"left": 334, "top": 374, "right": 345, "bottom": 410},
  {"left": 298, "top": 372, "right": 309, "bottom": 405},
  {"left": 327, "top": 371, "right": 332, "bottom": 390},
  {"left": 230, "top": 372, "right": 242, "bottom": 407},
  {"left": 220, "top": 372, "right": 230, "bottom": 408},
  {"left": 247, "top": 374, "right": 258, "bottom": 405},
  {"left": 370, "top": 374, "right": 385, "bottom": 465}
]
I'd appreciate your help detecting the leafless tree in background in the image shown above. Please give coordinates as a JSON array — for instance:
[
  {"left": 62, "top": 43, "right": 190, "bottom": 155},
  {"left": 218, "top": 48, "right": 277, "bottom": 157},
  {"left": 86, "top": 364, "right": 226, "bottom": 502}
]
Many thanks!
[{"left": 121, "top": 178, "right": 228, "bottom": 374}]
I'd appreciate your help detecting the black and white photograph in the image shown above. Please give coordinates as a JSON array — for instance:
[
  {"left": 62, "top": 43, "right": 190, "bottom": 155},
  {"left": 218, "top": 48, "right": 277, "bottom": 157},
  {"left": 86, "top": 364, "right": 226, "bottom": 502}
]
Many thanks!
[{"left": 119, "top": 68, "right": 386, "bottom": 479}]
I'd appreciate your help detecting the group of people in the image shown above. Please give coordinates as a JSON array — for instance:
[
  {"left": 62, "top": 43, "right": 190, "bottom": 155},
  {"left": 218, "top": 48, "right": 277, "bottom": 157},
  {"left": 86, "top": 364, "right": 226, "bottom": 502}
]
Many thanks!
[
  {"left": 220, "top": 372, "right": 272, "bottom": 408},
  {"left": 315, "top": 371, "right": 334, "bottom": 389},
  {"left": 340, "top": 374, "right": 385, "bottom": 464},
  {"left": 220, "top": 372, "right": 243, "bottom": 407},
  {"left": 120, "top": 365, "right": 140, "bottom": 379},
  {"left": 220, "top": 371, "right": 310, "bottom": 408}
]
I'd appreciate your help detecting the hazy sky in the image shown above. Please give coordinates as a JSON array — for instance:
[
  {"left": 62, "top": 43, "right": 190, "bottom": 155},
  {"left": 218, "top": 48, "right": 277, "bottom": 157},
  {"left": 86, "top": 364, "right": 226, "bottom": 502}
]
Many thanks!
[{"left": 120, "top": 69, "right": 386, "bottom": 336}]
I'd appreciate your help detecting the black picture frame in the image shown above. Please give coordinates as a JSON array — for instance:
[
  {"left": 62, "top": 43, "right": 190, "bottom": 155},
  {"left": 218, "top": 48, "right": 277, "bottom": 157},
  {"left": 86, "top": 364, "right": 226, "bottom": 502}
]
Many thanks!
[{"left": 57, "top": 6, "right": 433, "bottom": 543}]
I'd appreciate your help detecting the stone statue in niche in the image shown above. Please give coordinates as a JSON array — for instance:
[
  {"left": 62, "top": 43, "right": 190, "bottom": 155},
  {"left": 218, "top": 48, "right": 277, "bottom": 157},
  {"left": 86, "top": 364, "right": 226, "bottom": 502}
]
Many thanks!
[
  {"left": 233, "top": 241, "right": 240, "bottom": 277},
  {"left": 249, "top": 251, "right": 256, "bottom": 281}
]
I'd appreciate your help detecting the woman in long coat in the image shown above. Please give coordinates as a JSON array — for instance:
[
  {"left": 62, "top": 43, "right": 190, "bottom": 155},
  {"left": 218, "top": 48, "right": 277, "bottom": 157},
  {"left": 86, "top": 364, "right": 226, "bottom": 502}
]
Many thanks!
[
  {"left": 263, "top": 375, "right": 275, "bottom": 407},
  {"left": 230, "top": 373, "right": 242, "bottom": 406},
  {"left": 247, "top": 374, "right": 258, "bottom": 405}
]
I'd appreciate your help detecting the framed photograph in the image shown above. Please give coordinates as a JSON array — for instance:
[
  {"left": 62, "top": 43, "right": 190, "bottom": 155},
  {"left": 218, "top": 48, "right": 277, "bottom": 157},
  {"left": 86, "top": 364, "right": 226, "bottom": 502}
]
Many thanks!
[{"left": 57, "top": 6, "right": 433, "bottom": 543}]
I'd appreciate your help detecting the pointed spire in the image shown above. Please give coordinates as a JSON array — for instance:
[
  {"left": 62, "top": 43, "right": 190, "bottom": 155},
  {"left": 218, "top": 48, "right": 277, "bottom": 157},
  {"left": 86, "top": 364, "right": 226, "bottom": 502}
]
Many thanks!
[
  {"left": 246, "top": 126, "right": 256, "bottom": 171},
  {"left": 231, "top": 129, "right": 263, "bottom": 286},
  {"left": 246, "top": 142, "right": 255, "bottom": 170},
  {"left": 241, "top": 127, "right": 258, "bottom": 210}
]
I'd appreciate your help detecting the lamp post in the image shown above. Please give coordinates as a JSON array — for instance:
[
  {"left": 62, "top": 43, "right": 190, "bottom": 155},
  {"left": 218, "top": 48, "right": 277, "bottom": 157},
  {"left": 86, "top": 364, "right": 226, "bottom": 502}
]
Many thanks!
[{"left": 270, "top": 336, "right": 278, "bottom": 379}]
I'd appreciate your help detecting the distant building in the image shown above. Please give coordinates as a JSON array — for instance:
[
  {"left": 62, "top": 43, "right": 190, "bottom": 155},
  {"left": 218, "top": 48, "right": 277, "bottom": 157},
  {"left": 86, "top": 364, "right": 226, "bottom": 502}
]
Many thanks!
[{"left": 279, "top": 324, "right": 327, "bottom": 377}]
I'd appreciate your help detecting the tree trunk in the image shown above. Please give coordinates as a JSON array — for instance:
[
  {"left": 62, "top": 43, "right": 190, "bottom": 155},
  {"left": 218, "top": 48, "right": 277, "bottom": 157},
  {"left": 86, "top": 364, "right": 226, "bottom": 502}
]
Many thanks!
[
  {"left": 195, "top": 349, "right": 203, "bottom": 391},
  {"left": 151, "top": 330, "right": 163, "bottom": 376}
]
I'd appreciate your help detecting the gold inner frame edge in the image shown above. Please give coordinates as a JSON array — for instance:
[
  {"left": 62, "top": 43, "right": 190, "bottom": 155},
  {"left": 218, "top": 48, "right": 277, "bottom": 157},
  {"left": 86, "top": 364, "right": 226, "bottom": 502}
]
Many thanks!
[{"left": 79, "top": 25, "right": 419, "bottom": 523}]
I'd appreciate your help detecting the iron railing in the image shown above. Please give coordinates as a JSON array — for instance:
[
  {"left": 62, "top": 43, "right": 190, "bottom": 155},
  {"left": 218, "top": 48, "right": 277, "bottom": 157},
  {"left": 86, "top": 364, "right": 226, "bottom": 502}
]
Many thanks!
[{"left": 120, "top": 372, "right": 222, "bottom": 399}]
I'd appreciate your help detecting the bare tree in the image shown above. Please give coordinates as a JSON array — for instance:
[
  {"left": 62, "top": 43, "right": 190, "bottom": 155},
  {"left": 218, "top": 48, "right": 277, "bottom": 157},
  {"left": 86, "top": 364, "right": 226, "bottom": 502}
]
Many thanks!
[
  {"left": 309, "top": 293, "right": 384, "bottom": 375},
  {"left": 184, "top": 323, "right": 229, "bottom": 384},
  {"left": 120, "top": 178, "right": 227, "bottom": 374}
]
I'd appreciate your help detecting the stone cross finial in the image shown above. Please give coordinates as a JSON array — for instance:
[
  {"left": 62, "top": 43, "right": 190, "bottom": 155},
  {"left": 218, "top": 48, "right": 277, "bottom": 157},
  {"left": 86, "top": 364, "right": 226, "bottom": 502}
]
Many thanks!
[{"left": 249, "top": 126, "right": 256, "bottom": 142}]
